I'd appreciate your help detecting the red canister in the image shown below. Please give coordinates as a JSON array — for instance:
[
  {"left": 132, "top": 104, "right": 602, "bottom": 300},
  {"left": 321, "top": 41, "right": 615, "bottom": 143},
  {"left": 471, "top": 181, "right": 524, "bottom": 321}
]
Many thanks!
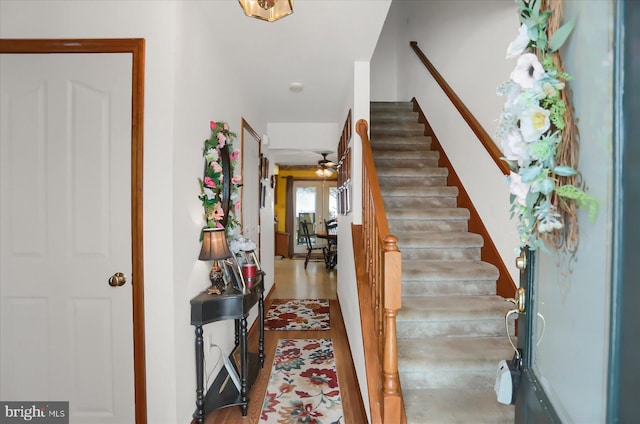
[{"left": 242, "top": 263, "right": 257, "bottom": 280}]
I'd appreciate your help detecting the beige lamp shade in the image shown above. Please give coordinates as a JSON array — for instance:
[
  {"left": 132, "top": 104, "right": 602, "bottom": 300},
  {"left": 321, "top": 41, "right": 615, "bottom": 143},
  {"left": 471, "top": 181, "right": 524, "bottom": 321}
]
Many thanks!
[
  {"left": 199, "top": 228, "right": 233, "bottom": 261},
  {"left": 238, "top": 0, "right": 294, "bottom": 22}
]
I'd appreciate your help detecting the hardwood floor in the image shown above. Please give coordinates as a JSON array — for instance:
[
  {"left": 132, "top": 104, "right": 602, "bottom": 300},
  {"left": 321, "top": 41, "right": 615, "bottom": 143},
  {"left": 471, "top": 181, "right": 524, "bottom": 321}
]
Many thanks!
[{"left": 201, "top": 259, "right": 367, "bottom": 423}]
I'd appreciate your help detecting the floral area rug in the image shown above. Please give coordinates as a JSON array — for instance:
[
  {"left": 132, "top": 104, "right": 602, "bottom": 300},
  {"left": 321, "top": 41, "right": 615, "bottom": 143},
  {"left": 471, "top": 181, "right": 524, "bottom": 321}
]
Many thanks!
[
  {"left": 265, "top": 299, "right": 330, "bottom": 331},
  {"left": 260, "top": 339, "right": 343, "bottom": 424}
]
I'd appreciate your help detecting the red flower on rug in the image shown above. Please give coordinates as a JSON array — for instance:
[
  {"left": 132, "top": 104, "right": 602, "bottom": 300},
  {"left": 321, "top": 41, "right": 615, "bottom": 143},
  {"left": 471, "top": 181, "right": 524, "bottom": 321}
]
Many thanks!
[
  {"left": 265, "top": 299, "right": 331, "bottom": 331},
  {"left": 260, "top": 339, "right": 343, "bottom": 423},
  {"left": 300, "top": 368, "right": 339, "bottom": 389}
]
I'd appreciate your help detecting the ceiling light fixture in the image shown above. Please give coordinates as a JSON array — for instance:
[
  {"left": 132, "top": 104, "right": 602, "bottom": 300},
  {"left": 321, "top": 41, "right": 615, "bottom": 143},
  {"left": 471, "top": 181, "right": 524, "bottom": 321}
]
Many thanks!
[
  {"left": 238, "top": 0, "right": 294, "bottom": 22},
  {"left": 315, "top": 152, "right": 336, "bottom": 178},
  {"left": 315, "top": 167, "right": 333, "bottom": 178}
]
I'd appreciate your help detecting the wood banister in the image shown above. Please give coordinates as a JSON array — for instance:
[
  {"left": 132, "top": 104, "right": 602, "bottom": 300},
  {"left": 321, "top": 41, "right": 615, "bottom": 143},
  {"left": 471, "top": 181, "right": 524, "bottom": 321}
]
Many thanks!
[
  {"left": 410, "top": 41, "right": 510, "bottom": 176},
  {"left": 354, "top": 119, "right": 405, "bottom": 424}
]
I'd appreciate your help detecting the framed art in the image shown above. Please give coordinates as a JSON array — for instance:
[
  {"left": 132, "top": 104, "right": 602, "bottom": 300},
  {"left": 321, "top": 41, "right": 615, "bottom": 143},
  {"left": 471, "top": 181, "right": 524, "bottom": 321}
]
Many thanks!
[
  {"left": 222, "top": 259, "right": 246, "bottom": 293},
  {"left": 245, "top": 250, "right": 261, "bottom": 272}
]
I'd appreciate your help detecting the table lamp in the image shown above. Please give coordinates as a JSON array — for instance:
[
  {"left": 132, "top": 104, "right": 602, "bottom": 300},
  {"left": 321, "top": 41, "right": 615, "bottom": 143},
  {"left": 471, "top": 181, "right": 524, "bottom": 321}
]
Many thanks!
[{"left": 198, "top": 227, "right": 233, "bottom": 293}]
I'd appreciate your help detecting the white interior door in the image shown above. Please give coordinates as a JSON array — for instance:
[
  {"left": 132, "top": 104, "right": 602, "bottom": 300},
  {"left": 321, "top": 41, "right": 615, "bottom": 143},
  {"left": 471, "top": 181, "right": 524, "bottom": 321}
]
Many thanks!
[
  {"left": 292, "top": 180, "right": 337, "bottom": 254},
  {"left": 0, "top": 53, "right": 134, "bottom": 423}
]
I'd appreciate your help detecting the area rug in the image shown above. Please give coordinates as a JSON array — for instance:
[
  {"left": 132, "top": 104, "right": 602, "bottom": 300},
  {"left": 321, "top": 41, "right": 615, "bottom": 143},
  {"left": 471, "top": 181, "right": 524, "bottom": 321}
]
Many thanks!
[
  {"left": 260, "top": 338, "right": 344, "bottom": 423},
  {"left": 265, "top": 299, "right": 330, "bottom": 331}
]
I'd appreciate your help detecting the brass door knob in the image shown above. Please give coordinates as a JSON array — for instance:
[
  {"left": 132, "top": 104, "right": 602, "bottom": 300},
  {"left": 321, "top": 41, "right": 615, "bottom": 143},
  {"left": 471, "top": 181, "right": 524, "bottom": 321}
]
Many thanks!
[
  {"left": 515, "top": 254, "right": 527, "bottom": 270},
  {"left": 108, "top": 272, "right": 127, "bottom": 287}
]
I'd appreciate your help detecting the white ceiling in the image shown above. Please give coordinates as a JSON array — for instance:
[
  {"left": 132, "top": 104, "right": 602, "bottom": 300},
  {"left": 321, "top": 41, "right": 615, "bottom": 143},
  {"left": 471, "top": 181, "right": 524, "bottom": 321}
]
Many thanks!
[{"left": 219, "top": 0, "right": 392, "bottom": 165}]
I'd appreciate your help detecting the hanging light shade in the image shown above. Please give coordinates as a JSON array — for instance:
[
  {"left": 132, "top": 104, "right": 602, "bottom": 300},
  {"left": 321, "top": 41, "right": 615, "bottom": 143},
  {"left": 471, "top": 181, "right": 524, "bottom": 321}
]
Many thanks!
[
  {"left": 238, "top": 0, "right": 294, "bottom": 22},
  {"left": 315, "top": 167, "right": 333, "bottom": 178}
]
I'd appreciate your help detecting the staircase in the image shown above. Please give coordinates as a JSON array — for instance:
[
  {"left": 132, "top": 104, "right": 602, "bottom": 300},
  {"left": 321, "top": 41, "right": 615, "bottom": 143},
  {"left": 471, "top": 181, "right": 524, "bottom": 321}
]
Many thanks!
[{"left": 370, "top": 101, "right": 515, "bottom": 423}]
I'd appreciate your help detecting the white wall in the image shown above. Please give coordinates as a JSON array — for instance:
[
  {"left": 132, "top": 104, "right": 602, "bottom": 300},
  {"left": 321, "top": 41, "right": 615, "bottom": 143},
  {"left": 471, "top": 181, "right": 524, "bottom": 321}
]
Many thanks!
[
  {"left": 267, "top": 123, "right": 340, "bottom": 153},
  {"left": 172, "top": 2, "right": 274, "bottom": 421},
  {"left": 0, "top": 1, "right": 179, "bottom": 422},
  {"left": 372, "top": 0, "right": 520, "bottom": 283},
  {"left": 371, "top": 3, "right": 400, "bottom": 102}
]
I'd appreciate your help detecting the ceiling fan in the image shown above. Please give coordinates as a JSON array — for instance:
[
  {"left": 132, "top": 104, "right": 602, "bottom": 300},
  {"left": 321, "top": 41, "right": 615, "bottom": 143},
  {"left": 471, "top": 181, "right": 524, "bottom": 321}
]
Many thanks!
[{"left": 316, "top": 152, "right": 336, "bottom": 177}]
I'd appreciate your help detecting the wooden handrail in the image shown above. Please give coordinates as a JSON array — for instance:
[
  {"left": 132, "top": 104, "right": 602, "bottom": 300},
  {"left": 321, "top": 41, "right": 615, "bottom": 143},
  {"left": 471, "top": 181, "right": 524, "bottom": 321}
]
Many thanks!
[
  {"left": 354, "top": 119, "right": 405, "bottom": 424},
  {"left": 410, "top": 41, "right": 510, "bottom": 176}
]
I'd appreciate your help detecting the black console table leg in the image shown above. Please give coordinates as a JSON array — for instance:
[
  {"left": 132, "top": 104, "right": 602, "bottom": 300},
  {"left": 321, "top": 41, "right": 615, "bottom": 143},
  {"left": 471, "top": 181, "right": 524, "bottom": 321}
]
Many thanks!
[
  {"left": 240, "top": 316, "right": 249, "bottom": 416},
  {"left": 234, "top": 319, "right": 240, "bottom": 348},
  {"left": 194, "top": 325, "right": 205, "bottom": 424},
  {"left": 259, "top": 289, "right": 265, "bottom": 368}
]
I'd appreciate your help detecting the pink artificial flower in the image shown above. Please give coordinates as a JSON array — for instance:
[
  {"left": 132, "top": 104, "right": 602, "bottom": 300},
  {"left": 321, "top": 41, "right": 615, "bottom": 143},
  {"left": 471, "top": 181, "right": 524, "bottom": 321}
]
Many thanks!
[
  {"left": 213, "top": 204, "right": 224, "bottom": 220},
  {"left": 210, "top": 121, "right": 217, "bottom": 130},
  {"left": 215, "top": 222, "right": 224, "bottom": 229},
  {"left": 212, "top": 161, "right": 222, "bottom": 173},
  {"left": 231, "top": 175, "right": 242, "bottom": 185},
  {"left": 217, "top": 132, "right": 226, "bottom": 147},
  {"left": 231, "top": 150, "right": 240, "bottom": 161},
  {"left": 203, "top": 176, "right": 216, "bottom": 188},
  {"left": 234, "top": 201, "right": 241, "bottom": 212},
  {"left": 223, "top": 123, "right": 229, "bottom": 130}
]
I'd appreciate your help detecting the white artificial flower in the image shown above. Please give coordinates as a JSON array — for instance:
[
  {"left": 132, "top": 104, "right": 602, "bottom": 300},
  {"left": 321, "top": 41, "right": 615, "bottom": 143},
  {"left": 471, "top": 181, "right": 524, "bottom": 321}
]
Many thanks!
[
  {"left": 509, "top": 172, "right": 531, "bottom": 206},
  {"left": 510, "top": 53, "right": 545, "bottom": 89},
  {"left": 205, "top": 148, "right": 219, "bottom": 162},
  {"left": 229, "top": 234, "right": 257, "bottom": 254},
  {"left": 506, "top": 24, "right": 530, "bottom": 59},
  {"left": 203, "top": 187, "right": 216, "bottom": 200},
  {"left": 502, "top": 130, "right": 530, "bottom": 167},
  {"left": 519, "top": 105, "right": 551, "bottom": 142}
]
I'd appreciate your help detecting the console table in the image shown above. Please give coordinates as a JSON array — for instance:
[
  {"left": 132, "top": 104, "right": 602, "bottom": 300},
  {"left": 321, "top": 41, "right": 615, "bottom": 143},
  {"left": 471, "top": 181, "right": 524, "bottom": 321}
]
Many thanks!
[{"left": 190, "top": 272, "right": 265, "bottom": 423}]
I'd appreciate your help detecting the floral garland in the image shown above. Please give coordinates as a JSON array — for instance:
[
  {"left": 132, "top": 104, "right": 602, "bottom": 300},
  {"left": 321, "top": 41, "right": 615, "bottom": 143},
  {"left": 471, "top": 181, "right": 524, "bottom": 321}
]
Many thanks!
[
  {"left": 497, "top": 0, "right": 597, "bottom": 253},
  {"left": 198, "top": 121, "right": 242, "bottom": 232}
]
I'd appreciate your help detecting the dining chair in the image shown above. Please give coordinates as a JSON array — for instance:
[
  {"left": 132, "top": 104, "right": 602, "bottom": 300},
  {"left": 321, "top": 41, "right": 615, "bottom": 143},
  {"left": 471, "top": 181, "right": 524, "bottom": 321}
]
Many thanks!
[
  {"left": 323, "top": 219, "right": 338, "bottom": 270},
  {"left": 301, "top": 220, "right": 324, "bottom": 269}
]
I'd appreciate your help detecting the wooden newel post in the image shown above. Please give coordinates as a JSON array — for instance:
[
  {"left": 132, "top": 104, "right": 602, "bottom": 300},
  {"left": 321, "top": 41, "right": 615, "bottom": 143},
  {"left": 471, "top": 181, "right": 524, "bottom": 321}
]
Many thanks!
[{"left": 382, "top": 235, "right": 402, "bottom": 423}]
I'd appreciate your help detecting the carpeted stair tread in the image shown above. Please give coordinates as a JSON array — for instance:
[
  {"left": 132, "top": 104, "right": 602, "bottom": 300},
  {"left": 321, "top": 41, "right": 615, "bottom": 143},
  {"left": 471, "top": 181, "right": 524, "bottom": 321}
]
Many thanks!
[
  {"left": 384, "top": 195, "right": 458, "bottom": 210},
  {"left": 376, "top": 157, "right": 440, "bottom": 169},
  {"left": 371, "top": 101, "right": 414, "bottom": 111},
  {"left": 378, "top": 176, "right": 448, "bottom": 188},
  {"left": 395, "top": 231, "right": 484, "bottom": 249},
  {"left": 402, "top": 260, "right": 499, "bottom": 282},
  {"left": 389, "top": 218, "right": 468, "bottom": 233},
  {"left": 371, "top": 111, "right": 419, "bottom": 123},
  {"left": 403, "top": 278, "right": 497, "bottom": 297},
  {"left": 386, "top": 207, "right": 470, "bottom": 221},
  {"left": 397, "top": 295, "right": 510, "bottom": 322},
  {"left": 371, "top": 123, "right": 424, "bottom": 137},
  {"left": 403, "top": 389, "right": 514, "bottom": 424},
  {"left": 371, "top": 135, "right": 431, "bottom": 146},
  {"left": 373, "top": 149, "right": 438, "bottom": 160},
  {"left": 398, "top": 336, "right": 513, "bottom": 370},
  {"left": 377, "top": 166, "right": 447, "bottom": 178},
  {"left": 381, "top": 186, "right": 458, "bottom": 197}
]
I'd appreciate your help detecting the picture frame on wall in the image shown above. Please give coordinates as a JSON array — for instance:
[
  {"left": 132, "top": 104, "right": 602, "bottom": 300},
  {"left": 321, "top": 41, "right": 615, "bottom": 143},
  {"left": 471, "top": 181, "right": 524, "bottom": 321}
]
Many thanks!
[{"left": 259, "top": 155, "right": 269, "bottom": 181}]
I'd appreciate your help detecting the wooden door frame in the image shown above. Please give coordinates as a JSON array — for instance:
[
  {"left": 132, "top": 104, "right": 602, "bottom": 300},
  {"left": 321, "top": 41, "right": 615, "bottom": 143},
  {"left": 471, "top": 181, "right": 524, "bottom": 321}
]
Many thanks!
[
  {"left": 0, "top": 38, "right": 147, "bottom": 424},
  {"left": 285, "top": 178, "right": 337, "bottom": 256}
]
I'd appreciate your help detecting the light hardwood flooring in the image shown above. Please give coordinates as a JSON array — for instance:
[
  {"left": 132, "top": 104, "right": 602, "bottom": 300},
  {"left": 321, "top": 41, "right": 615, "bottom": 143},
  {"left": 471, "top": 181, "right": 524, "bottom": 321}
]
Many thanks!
[{"left": 201, "top": 258, "right": 367, "bottom": 424}]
